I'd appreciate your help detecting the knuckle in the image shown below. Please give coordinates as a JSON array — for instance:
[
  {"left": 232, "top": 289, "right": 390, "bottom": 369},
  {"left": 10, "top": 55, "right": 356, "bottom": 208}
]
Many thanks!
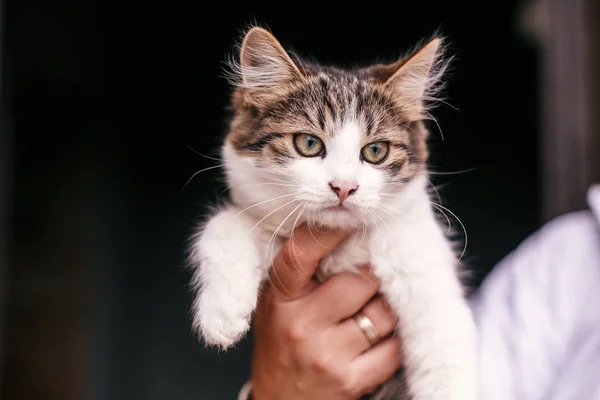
[
  {"left": 284, "top": 321, "right": 307, "bottom": 343},
  {"left": 340, "top": 376, "right": 360, "bottom": 397},
  {"left": 311, "top": 353, "right": 330, "bottom": 372},
  {"left": 312, "top": 353, "right": 342, "bottom": 378}
]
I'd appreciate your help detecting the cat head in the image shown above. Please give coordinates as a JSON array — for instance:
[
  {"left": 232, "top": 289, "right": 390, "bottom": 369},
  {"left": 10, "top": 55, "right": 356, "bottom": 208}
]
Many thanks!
[{"left": 222, "top": 27, "right": 449, "bottom": 230}]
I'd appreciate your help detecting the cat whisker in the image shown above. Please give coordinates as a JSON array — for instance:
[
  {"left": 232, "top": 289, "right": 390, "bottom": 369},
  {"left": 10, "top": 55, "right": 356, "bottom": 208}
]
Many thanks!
[
  {"left": 371, "top": 208, "right": 392, "bottom": 233},
  {"left": 305, "top": 206, "right": 321, "bottom": 240},
  {"left": 429, "top": 201, "right": 468, "bottom": 260},
  {"left": 440, "top": 214, "right": 452, "bottom": 235},
  {"left": 374, "top": 205, "right": 401, "bottom": 223},
  {"left": 305, "top": 206, "right": 338, "bottom": 251},
  {"left": 373, "top": 204, "right": 395, "bottom": 217},
  {"left": 186, "top": 145, "right": 223, "bottom": 162},
  {"left": 366, "top": 208, "right": 381, "bottom": 230},
  {"left": 250, "top": 182, "right": 299, "bottom": 188},
  {"left": 428, "top": 179, "right": 442, "bottom": 205},
  {"left": 423, "top": 95, "right": 460, "bottom": 112},
  {"left": 375, "top": 201, "right": 405, "bottom": 218},
  {"left": 289, "top": 203, "right": 307, "bottom": 240},
  {"left": 256, "top": 172, "right": 302, "bottom": 184},
  {"left": 236, "top": 193, "right": 297, "bottom": 218},
  {"left": 181, "top": 164, "right": 228, "bottom": 192},
  {"left": 428, "top": 167, "right": 476, "bottom": 176},
  {"left": 224, "top": 181, "right": 300, "bottom": 194},
  {"left": 287, "top": 202, "right": 309, "bottom": 275},
  {"left": 185, "top": 148, "right": 293, "bottom": 185},
  {"left": 355, "top": 217, "right": 368, "bottom": 250},
  {"left": 429, "top": 202, "right": 452, "bottom": 234},
  {"left": 369, "top": 209, "right": 390, "bottom": 234},
  {"left": 423, "top": 110, "right": 444, "bottom": 142},
  {"left": 377, "top": 196, "right": 453, "bottom": 237},
  {"left": 266, "top": 202, "right": 303, "bottom": 296},
  {"left": 267, "top": 174, "right": 302, "bottom": 183},
  {"left": 250, "top": 198, "right": 298, "bottom": 232}
]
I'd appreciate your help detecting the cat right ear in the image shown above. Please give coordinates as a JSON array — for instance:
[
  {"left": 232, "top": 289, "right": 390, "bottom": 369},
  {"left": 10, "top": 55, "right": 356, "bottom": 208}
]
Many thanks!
[{"left": 234, "top": 27, "right": 304, "bottom": 103}]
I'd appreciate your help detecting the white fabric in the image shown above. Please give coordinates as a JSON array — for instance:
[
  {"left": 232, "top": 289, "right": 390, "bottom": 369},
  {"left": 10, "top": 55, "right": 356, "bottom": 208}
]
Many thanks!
[
  {"left": 471, "top": 184, "right": 600, "bottom": 400},
  {"left": 239, "top": 185, "right": 600, "bottom": 400}
]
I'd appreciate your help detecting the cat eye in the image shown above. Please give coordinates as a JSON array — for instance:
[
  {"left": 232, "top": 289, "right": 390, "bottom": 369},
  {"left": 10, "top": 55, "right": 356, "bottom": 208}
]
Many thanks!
[
  {"left": 361, "top": 141, "right": 390, "bottom": 164},
  {"left": 293, "top": 133, "right": 325, "bottom": 157}
]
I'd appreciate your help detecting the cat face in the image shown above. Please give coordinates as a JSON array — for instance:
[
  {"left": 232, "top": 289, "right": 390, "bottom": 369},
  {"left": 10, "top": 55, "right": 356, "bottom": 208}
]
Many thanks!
[{"left": 222, "top": 28, "right": 446, "bottom": 229}]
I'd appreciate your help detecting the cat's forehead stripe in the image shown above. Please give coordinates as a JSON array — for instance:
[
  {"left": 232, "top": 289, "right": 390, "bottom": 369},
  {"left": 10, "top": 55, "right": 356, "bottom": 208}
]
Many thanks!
[{"left": 228, "top": 70, "right": 421, "bottom": 166}]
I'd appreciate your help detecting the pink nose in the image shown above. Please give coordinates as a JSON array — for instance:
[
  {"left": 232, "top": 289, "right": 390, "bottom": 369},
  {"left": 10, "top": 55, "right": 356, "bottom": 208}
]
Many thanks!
[{"left": 329, "top": 179, "right": 359, "bottom": 202}]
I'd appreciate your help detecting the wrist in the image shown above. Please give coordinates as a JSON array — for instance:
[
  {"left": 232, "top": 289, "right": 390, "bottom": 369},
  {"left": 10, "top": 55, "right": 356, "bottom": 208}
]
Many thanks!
[{"left": 238, "top": 381, "right": 253, "bottom": 400}]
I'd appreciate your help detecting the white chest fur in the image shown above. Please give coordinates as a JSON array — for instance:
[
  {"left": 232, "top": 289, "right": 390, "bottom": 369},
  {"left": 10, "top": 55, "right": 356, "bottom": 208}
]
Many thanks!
[{"left": 191, "top": 171, "right": 477, "bottom": 400}]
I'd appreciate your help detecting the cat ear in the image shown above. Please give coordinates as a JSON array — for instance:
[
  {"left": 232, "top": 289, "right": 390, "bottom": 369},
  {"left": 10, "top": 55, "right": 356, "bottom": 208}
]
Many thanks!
[
  {"left": 236, "top": 27, "right": 304, "bottom": 103},
  {"left": 382, "top": 37, "right": 447, "bottom": 120}
]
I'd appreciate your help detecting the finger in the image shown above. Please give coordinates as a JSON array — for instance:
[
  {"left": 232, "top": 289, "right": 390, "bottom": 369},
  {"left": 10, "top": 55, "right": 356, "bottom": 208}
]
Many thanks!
[
  {"left": 270, "top": 224, "right": 351, "bottom": 300},
  {"left": 348, "top": 337, "right": 402, "bottom": 396},
  {"left": 336, "top": 296, "right": 398, "bottom": 357},
  {"left": 306, "top": 269, "right": 380, "bottom": 325}
]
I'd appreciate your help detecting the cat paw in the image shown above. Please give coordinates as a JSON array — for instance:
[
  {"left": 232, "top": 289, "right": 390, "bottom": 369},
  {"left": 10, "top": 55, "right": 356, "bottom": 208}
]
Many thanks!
[
  {"left": 194, "top": 293, "right": 254, "bottom": 350},
  {"left": 199, "top": 313, "right": 250, "bottom": 350}
]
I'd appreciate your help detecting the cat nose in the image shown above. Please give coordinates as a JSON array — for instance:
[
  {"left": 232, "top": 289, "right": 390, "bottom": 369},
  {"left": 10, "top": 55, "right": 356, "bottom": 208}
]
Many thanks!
[{"left": 328, "top": 179, "right": 359, "bottom": 202}]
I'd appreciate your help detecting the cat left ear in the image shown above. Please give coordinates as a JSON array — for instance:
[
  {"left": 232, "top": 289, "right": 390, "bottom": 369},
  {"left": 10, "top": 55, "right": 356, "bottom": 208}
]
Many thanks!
[
  {"left": 236, "top": 27, "right": 304, "bottom": 104},
  {"left": 383, "top": 37, "right": 447, "bottom": 120}
]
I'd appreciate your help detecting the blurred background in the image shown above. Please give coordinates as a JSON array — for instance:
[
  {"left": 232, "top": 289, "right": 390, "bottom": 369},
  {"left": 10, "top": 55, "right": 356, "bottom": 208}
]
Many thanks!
[{"left": 1, "top": 0, "right": 599, "bottom": 399}]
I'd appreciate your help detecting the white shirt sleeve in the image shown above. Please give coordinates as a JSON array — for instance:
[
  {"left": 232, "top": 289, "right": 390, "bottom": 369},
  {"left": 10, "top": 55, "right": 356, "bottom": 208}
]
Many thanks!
[{"left": 469, "top": 185, "right": 600, "bottom": 400}]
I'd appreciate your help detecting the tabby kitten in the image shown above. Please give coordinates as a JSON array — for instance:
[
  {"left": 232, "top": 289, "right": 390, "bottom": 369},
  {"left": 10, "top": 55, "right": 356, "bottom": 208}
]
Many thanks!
[{"left": 189, "top": 27, "right": 477, "bottom": 400}]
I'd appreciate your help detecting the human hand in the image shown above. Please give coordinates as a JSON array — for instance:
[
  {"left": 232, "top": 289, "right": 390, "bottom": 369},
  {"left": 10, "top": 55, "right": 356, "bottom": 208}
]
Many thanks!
[{"left": 249, "top": 225, "right": 402, "bottom": 400}]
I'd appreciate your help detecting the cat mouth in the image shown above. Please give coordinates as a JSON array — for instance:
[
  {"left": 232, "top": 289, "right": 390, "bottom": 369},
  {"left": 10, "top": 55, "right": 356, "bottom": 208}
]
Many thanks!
[{"left": 323, "top": 204, "right": 350, "bottom": 212}]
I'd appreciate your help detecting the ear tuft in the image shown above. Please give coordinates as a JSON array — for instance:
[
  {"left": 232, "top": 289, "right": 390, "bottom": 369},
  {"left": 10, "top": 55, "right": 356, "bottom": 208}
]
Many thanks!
[
  {"left": 382, "top": 36, "right": 451, "bottom": 120},
  {"left": 224, "top": 27, "right": 303, "bottom": 103}
]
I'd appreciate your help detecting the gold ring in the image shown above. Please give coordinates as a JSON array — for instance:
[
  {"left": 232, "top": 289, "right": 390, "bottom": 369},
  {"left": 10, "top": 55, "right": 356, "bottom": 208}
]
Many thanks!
[{"left": 353, "top": 312, "right": 379, "bottom": 345}]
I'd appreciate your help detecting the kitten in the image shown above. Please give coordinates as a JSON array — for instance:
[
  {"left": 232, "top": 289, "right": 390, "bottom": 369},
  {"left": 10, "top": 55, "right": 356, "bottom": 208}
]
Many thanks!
[{"left": 189, "top": 27, "right": 477, "bottom": 400}]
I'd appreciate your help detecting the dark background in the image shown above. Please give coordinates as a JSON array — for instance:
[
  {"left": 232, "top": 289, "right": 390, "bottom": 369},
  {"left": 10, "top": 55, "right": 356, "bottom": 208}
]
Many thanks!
[{"left": 1, "top": 1, "right": 544, "bottom": 399}]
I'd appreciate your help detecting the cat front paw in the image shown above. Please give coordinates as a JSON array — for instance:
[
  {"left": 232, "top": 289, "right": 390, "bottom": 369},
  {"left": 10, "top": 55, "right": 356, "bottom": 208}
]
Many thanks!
[
  {"left": 193, "top": 291, "right": 254, "bottom": 350},
  {"left": 199, "top": 313, "right": 250, "bottom": 350}
]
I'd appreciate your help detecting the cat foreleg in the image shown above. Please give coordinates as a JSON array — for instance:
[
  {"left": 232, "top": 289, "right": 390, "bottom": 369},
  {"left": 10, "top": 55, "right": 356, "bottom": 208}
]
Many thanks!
[
  {"left": 189, "top": 205, "right": 265, "bottom": 350},
  {"left": 387, "top": 280, "right": 477, "bottom": 400},
  {"left": 370, "top": 227, "right": 477, "bottom": 399}
]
